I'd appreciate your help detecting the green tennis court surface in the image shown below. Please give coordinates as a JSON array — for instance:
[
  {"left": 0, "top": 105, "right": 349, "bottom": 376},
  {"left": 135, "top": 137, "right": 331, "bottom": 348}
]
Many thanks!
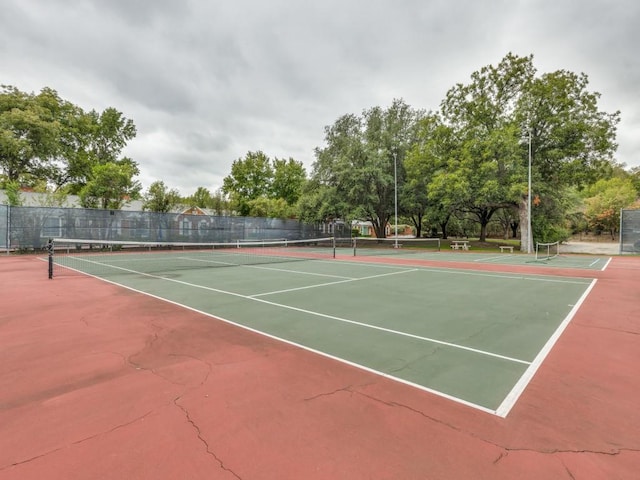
[
  {"left": 54, "top": 252, "right": 595, "bottom": 416},
  {"left": 334, "top": 246, "right": 611, "bottom": 270}
]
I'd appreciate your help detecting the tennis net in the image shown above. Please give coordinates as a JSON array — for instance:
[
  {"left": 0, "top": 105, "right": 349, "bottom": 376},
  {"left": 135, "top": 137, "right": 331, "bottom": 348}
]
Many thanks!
[
  {"left": 535, "top": 241, "right": 560, "bottom": 261},
  {"left": 49, "top": 237, "right": 335, "bottom": 278},
  {"left": 352, "top": 237, "right": 440, "bottom": 256}
]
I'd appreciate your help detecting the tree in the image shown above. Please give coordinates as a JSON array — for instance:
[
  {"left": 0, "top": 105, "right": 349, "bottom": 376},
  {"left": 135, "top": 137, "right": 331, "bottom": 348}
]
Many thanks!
[
  {"left": 626, "top": 166, "right": 640, "bottom": 195},
  {"left": 271, "top": 157, "right": 306, "bottom": 205},
  {"left": 518, "top": 69, "right": 619, "bottom": 247},
  {"left": 2, "top": 179, "right": 23, "bottom": 206},
  {"left": 222, "top": 152, "right": 307, "bottom": 217},
  {"left": 404, "top": 113, "right": 459, "bottom": 238},
  {"left": 64, "top": 107, "right": 137, "bottom": 193},
  {"left": 439, "top": 54, "right": 534, "bottom": 242},
  {"left": 296, "top": 180, "right": 346, "bottom": 224},
  {"left": 0, "top": 85, "right": 138, "bottom": 193},
  {"left": 79, "top": 160, "right": 141, "bottom": 210},
  {"left": 311, "top": 99, "right": 423, "bottom": 238},
  {"left": 222, "top": 151, "right": 273, "bottom": 216},
  {"left": 247, "top": 197, "right": 295, "bottom": 218},
  {"left": 142, "top": 180, "right": 182, "bottom": 213},
  {"left": 188, "top": 186, "right": 214, "bottom": 209},
  {"left": 0, "top": 86, "right": 61, "bottom": 184},
  {"left": 439, "top": 53, "right": 619, "bottom": 248},
  {"left": 583, "top": 178, "right": 638, "bottom": 239},
  {"left": 210, "top": 188, "right": 230, "bottom": 215}
]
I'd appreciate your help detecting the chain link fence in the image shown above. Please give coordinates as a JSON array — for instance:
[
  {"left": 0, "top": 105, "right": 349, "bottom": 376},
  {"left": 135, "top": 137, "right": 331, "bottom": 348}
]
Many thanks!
[
  {"left": 1, "top": 205, "right": 326, "bottom": 252},
  {"left": 620, "top": 209, "right": 640, "bottom": 253},
  {"left": 0, "top": 205, "right": 8, "bottom": 249}
]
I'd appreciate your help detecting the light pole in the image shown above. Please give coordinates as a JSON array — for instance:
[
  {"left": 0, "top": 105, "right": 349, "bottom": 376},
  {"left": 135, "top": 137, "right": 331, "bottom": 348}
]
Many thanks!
[
  {"left": 527, "top": 129, "right": 533, "bottom": 254},
  {"left": 393, "top": 150, "right": 399, "bottom": 249}
]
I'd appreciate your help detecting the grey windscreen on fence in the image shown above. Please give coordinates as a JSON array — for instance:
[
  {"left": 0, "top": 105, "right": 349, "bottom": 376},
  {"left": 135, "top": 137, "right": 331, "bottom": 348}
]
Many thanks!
[
  {"left": 2, "top": 205, "right": 325, "bottom": 251},
  {"left": 0, "top": 205, "right": 7, "bottom": 249},
  {"left": 620, "top": 209, "right": 640, "bottom": 253}
]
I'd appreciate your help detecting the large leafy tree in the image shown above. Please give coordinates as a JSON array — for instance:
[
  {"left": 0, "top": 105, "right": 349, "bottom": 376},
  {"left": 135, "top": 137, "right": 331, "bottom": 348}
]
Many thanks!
[
  {"left": 583, "top": 177, "right": 637, "bottom": 239},
  {"left": 63, "top": 107, "right": 137, "bottom": 194},
  {"left": 188, "top": 186, "right": 214, "bottom": 208},
  {"left": 222, "top": 151, "right": 306, "bottom": 216},
  {"left": 142, "top": 180, "right": 182, "bottom": 213},
  {"left": 79, "top": 159, "right": 141, "bottom": 210},
  {"left": 0, "top": 86, "right": 61, "bottom": 184},
  {"left": 629, "top": 166, "right": 640, "bottom": 194},
  {"left": 405, "top": 113, "right": 460, "bottom": 238},
  {"left": 271, "top": 157, "right": 306, "bottom": 205},
  {"left": 439, "top": 53, "right": 620, "bottom": 248},
  {"left": 311, "top": 99, "right": 423, "bottom": 238},
  {"left": 222, "top": 151, "right": 273, "bottom": 215},
  {"left": 247, "top": 197, "right": 295, "bottom": 218},
  {"left": 0, "top": 85, "right": 138, "bottom": 198},
  {"left": 296, "top": 180, "right": 346, "bottom": 224},
  {"left": 438, "top": 54, "right": 534, "bottom": 242}
]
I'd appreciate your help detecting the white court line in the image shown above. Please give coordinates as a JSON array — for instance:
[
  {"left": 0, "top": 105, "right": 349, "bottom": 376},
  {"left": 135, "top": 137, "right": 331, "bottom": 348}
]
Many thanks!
[
  {"left": 601, "top": 257, "right": 612, "bottom": 271},
  {"left": 249, "top": 269, "right": 418, "bottom": 297},
  {"left": 588, "top": 258, "right": 600, "bottom": 267},
  {"left": 325, "top": 258, "right": 594, "bottom": 285},
  {"left": 241, "top": 264, "right": 354, "bottom": 279},
  {"left": 60, "top": 256, "right": 601, "bottom": 416},
  {"left": 55, "top": 260, "right": 500, "bottom": 416},
  {"left": 185, "top": 256, "right": 356, "bottom": 280},
  {"left": 495, "top": 278, "right": 598, "bottom": 417},
  {"left": 67, "top": 257, "right": 530, "bottom": 367},
  {"left": 473, "top": 255, "right": 512, "bottom": 263}
]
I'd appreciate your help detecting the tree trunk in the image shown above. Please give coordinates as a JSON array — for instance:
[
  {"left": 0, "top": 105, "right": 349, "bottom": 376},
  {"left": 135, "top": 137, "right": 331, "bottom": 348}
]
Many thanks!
[
  {"left": 410, "top": 213, "right": 423, "bottom": 238},
  {"left": 479, "top": 222, "right": 488, "bottom": 242},
  {"left": 371, "top": 213, "right": 387, "bottom": 239},
  {"left": 440, "top": 219, "right": 449, "bottom": 239},
  {"left": 510, "top": 220, "right": 519, "bottom": 238},
  {"left": 519, "top": 196, "right": 532, "bottom": 253}
]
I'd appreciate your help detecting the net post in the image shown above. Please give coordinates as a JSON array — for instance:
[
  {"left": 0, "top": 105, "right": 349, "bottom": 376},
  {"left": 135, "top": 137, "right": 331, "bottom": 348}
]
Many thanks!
[
  {"left": 332, "top": 236, "right": 336, "bottom": 258},
  {"left": 47, "top": 238, "right": 54, "bottom": 279}
]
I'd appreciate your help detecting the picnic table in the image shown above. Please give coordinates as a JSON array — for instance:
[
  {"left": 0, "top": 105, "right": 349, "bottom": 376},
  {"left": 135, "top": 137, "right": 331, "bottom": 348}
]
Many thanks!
[{"left": 450, "top": 240, "right": 470, "bottom": 250}]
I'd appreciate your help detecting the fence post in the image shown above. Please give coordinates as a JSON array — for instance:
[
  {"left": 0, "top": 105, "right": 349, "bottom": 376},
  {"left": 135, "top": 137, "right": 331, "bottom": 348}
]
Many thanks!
[{"left": 6, "top": 205, "right": 10, "bottom": 255}]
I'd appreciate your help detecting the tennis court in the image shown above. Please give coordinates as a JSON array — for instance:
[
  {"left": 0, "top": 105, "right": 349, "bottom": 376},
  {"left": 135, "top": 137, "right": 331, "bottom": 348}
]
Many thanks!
[
  {"left": 50, "top": 239, "right": 597, "bottom": 416},
  {"left": 3, "top": 244, "right": 640, "bottom": 480},
  {"left": 335, "top": 237, "right": 611, "bottom": 271}
]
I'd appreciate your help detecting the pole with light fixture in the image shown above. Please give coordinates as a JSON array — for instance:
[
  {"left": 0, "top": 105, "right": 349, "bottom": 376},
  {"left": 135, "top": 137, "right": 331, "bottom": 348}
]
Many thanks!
[
  {"left": 393, "top": 150, "right": 398, "bottom": 249},
  {"left": 527, "top": 129, "right": 532, "bottom": 254}
]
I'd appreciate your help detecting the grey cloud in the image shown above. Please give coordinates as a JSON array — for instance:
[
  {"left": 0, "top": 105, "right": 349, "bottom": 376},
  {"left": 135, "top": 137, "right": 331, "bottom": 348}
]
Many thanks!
[{"left": 1, "top": 0, "right": 638, "bottom": 194}]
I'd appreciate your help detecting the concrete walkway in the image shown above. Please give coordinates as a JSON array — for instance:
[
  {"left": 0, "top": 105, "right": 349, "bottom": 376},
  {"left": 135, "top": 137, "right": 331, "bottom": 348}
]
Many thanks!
[{"left": 560, "top": 241, "right": 620, "bottom": 255}]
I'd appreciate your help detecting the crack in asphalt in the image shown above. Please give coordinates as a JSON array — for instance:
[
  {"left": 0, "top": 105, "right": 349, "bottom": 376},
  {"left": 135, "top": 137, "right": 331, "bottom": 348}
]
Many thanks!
[
  {"left": 173, "top": 396, "right": 242, "bottom": 480},
  {"left": 123, "top": 343, "right": 241, "bottom": 479},
  {"left": 2, "top": 411, "right": 154, "bottom": 470},
  {"left": 303, "top": 385, "right": 639, "bottom": 463}
]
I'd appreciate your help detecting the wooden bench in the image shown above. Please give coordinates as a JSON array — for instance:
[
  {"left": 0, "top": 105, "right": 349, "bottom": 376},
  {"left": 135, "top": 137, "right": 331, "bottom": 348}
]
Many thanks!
[{"left": 499, "top": 246, "right": 514, "bottom": 253}]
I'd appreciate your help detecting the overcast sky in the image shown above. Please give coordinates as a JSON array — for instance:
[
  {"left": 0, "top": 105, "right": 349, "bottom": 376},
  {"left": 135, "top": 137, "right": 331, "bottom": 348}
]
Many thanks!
[{"left": 2, "top": 0, "right": 638, "bottom": 195}]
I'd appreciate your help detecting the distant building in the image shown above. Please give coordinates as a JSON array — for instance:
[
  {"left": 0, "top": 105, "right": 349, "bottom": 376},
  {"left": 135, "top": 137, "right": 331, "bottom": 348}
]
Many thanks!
[{"left": 0, "top": 189, "right": 146, "bottom": 211}]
